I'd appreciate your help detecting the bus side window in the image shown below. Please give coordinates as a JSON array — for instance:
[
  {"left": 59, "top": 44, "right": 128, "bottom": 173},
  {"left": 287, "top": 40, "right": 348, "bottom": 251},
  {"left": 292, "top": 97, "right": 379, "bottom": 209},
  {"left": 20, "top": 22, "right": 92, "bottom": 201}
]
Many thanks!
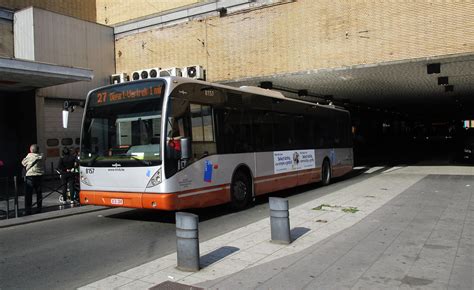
[
  {"left": 273, "top": 113, "right": 295, "bottom": 150},
  {"left": 295, "top": 115, "right": 314, "bottom": 149},
  {"left": 253, "top": 111, "right": 274, "bottom": 152},
  {"left": 190, "top": 103, "right": 216, "bottom": 159}
]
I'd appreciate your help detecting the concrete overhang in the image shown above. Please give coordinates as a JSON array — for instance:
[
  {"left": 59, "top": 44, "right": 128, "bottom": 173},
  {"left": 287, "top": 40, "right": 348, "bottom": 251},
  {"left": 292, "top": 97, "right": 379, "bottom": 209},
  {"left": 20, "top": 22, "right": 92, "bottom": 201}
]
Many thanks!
[
  {"left": 0, "top": 8, "right": 13, "bottom": 20},
  {"left": 0, "top": 57, "right": 93, "bottom": 92},
  {"left": 223, "top": 53, "right": 474, "bottom": 119},
  {"left": 114, "top": 0, "right": 253, "bottom": 37}
]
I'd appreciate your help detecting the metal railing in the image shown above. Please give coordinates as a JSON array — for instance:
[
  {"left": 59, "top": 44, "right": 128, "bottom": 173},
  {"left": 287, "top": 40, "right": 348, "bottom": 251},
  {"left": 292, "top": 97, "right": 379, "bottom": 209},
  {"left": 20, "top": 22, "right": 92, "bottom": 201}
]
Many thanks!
[
  {"left": 0, "top": 172, "right": 79, "bottom": 220},
  {"left": 0, "top": 176, "right": 19, "bottom": 219}
]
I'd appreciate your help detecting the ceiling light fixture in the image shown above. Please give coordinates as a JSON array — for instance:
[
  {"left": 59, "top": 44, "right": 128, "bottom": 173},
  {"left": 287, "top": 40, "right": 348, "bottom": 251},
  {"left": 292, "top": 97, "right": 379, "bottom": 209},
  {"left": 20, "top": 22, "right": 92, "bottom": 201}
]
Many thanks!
[
  {"left": 427, "top": 63, "right": 441, "bottom": 74},
  {"left": 438, "top": 76, "right": 449, "bottom": 86},
  {"left": 445, "top": 85, "right": 454, "bottom": 92}
]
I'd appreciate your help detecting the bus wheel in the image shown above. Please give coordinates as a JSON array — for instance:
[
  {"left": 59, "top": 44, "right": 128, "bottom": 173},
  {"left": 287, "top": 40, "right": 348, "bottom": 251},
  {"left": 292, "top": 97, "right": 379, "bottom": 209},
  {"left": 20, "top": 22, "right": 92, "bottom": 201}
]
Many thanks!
[
  {"left": 321, "top": 159, "right": 332, "bottom": 186},
  {"left": 230, "top": 171, "right": 252, "bottom": 210}
]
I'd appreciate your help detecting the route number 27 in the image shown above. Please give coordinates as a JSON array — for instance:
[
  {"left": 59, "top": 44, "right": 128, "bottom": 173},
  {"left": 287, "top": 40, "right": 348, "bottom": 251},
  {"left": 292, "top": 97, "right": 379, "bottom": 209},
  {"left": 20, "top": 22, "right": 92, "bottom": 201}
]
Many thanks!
[{"left": 97, "top": 92, "right": 107, "bottom": 104}]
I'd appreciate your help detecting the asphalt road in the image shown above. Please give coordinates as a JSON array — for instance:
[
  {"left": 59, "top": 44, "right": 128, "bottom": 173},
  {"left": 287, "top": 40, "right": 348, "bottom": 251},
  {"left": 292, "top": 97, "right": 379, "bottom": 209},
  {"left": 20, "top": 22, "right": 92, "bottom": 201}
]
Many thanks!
[{"left": 0, "top": 169, "right": 370, "bottom": 290}]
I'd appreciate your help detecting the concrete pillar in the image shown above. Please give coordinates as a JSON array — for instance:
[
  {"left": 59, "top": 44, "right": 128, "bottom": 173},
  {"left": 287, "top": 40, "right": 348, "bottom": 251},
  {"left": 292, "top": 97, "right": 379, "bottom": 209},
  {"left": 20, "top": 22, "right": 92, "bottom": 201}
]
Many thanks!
[
  {"left": 175, "top": 212, "right": 200, "bottom": 271},
  {"left": 269, "top": 197, "right": 291, "bottom": 244}
]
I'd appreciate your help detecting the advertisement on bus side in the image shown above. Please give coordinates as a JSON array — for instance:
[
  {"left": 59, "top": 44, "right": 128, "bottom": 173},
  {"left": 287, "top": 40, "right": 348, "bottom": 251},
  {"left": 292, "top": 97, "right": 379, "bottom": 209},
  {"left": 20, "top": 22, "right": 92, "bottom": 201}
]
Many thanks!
[{"left": 274, "top": 150, "right": 315, "bottom": 174}]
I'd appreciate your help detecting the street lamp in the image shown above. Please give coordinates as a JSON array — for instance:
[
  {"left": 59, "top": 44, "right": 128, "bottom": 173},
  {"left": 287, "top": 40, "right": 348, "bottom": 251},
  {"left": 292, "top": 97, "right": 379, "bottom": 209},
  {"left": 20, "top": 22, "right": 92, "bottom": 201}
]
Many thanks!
[{"left": 62, "top": 100, "right": 84, "bottom": 129}]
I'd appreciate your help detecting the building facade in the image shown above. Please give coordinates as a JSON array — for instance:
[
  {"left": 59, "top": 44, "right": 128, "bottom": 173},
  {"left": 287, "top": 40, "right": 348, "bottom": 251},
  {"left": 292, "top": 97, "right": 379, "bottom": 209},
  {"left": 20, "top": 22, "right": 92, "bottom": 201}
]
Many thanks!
[
  {"left": 1, "top": 0, "right": 473, "bottom": 177},
  {"left": 0, "top": 3, "right": 113, "bottom": 176},
  {"left": 112, "top": 0, "right": 474, "bottom": 83},
  {"left": 0, "top": 0, "right": 96, "bottom": 22}
]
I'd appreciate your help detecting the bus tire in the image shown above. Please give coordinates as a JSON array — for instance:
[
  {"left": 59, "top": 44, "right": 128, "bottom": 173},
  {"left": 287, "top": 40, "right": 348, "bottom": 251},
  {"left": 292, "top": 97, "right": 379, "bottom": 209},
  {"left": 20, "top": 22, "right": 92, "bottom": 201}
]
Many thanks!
[
  {"left": 230, "top": 170, "right": 252, "bottom": 210},
  {"left": 321, "top": 159, "right": 331, "bottom": 186}
]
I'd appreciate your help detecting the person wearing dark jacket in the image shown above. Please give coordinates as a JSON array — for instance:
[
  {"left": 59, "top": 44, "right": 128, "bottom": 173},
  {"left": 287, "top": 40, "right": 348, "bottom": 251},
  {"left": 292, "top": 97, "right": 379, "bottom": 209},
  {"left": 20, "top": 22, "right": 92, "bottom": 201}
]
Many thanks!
[
  {"left": 58, "top": 147, "right": 77, "bottom": 204},
  {"left": 21, "top": 144, "right": 44, "bottom": 215}
]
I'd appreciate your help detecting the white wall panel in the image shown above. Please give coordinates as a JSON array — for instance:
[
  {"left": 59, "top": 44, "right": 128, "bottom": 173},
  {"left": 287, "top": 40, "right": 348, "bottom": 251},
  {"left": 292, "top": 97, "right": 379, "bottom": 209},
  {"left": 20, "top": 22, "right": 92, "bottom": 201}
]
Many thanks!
[
  {"left": 13, "top": 7, "right": 35, "bottom": 60},
  {"left": 30, "top": 8, "right": 114, "bottom": 99}
]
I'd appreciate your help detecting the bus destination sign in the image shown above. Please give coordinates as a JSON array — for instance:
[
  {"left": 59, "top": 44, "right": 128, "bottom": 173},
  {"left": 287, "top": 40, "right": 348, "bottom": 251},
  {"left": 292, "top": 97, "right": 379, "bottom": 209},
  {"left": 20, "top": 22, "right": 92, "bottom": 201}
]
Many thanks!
[{"left": 89, "top": 81, "right": 165, "bottom": 106}]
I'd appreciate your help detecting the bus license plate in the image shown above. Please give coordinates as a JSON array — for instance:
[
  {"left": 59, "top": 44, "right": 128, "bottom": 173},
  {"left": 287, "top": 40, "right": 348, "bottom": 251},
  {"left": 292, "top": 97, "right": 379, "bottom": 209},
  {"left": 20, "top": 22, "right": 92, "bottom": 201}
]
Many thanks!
[{"left": 111, "top": 198, "right": 123, "bottom": 205}]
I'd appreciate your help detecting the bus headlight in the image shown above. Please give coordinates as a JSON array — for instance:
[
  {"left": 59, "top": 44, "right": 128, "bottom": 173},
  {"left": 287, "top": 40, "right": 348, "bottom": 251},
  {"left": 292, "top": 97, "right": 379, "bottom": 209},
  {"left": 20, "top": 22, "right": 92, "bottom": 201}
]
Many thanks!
[
  {"left": 80, "top": 174, "right": 92, "bottom": 186},
  {"left": 147, "top": 168, "right": 162, "bottom": 188}
]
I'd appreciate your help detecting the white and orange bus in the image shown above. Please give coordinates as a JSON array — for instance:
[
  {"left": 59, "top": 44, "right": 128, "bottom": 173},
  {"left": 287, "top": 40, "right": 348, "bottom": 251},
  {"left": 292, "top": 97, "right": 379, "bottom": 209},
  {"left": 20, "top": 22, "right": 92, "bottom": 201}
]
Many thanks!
[{"left": 78, "top": 77, "right": 353, "bottom": 210}]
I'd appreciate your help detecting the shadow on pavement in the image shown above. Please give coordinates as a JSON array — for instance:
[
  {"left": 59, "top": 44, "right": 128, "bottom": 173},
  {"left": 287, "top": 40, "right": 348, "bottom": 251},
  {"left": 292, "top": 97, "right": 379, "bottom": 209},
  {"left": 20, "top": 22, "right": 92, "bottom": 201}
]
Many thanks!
[
  {"left": 290, "top": 227, "right": 311, "bottom": 241},
  {"left": 200, "top": 246, "right": 240, "bottom": 268}
]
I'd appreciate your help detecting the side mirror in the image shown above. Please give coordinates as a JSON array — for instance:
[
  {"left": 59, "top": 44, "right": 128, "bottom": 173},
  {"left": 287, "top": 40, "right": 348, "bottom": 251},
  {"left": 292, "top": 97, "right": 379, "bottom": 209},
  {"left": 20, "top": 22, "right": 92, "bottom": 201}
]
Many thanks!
[
  {"left": 62, "top": 110, "right": 69, "bottom": 129},
  {"left": 180, "top": 138, "right": 191, "bottom": 160},
  {"left": 167, "top": 138, "right": 182, "bottom": 160}
]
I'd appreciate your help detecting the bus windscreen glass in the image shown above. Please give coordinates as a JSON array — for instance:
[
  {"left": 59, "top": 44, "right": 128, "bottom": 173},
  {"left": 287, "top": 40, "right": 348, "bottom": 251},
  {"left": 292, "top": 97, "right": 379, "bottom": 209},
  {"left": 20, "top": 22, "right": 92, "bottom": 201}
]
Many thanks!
[{"left": 80, "top": 80, "right": 165, "bottom": 167}]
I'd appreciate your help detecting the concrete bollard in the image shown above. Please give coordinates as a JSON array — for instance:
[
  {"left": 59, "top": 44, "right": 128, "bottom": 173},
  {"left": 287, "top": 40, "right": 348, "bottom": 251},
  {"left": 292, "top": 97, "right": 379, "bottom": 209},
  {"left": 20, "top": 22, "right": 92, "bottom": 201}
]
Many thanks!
[
  {"left": 175, "top": 212, "right": 200, "bottom": 271},
  {"left": 269, "top": 197, "right": 291, "bottom": 244}
]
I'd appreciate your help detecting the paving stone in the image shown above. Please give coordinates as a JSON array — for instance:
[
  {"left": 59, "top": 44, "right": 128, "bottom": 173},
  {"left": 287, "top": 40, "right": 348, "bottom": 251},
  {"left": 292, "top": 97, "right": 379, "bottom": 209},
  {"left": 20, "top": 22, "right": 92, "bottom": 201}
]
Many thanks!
[
  {"left": 453, "top": 244, "right": 474, "bottom": 267},
  {"left": 139, "top": 267, "right": 190, "bottom": 285},
  {"left": 406, "top": 263, "right": 453, "bottom": 285},
  {"left": 399, "top": 279, "right": 448, "bottom": 290},
  {"left": 84, "top": 275, "right": 134, "bottom": 289},
  {"left": 116, "top": 280, "right": 155, "bottom": 290},
  {"left": 447, "top": 264, "right": 474, "bottom": 290},
  {"left": 117, "top": 260, "right": 175, "bottom": 279},
  {"left": 352, "top": 275, "right": 401, "bottom": 289}
]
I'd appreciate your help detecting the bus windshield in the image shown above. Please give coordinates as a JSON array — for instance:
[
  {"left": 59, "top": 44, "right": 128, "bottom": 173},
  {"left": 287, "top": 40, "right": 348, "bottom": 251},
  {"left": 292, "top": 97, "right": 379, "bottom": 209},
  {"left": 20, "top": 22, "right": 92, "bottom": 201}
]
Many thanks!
[{"left": 80, "top": 80, "right": 165, "bottom": 167}]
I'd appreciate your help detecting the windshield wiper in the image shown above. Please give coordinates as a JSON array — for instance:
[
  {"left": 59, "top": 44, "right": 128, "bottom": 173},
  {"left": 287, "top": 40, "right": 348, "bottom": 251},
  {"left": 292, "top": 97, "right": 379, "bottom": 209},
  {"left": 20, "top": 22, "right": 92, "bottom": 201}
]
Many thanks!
[
  {"left": 115, "top": 154, "right": 152, "bottom": 166},
  {"left": 87, "top": 154, "right": 100, "bottom": 166}
]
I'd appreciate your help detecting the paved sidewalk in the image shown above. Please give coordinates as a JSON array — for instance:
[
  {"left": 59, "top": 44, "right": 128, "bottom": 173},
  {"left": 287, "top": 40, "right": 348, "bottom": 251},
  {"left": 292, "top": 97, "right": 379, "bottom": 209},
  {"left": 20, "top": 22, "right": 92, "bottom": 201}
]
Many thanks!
[
  {"left": 202, "top": 174, "right": 474, "bottom": 289},
  {"left": 79, "top": 165, "right": 474, "bottom": 290}
]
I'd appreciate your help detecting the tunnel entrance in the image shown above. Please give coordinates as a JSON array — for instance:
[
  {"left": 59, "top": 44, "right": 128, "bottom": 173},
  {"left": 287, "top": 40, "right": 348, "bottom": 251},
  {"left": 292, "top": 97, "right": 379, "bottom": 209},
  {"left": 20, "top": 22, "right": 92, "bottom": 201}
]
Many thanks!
[
  {"left": 225, "top": 53, "right": 474, "bottom": 166},
  {"left": 0, "top": 91, "right": 37, "bottom": 177}
]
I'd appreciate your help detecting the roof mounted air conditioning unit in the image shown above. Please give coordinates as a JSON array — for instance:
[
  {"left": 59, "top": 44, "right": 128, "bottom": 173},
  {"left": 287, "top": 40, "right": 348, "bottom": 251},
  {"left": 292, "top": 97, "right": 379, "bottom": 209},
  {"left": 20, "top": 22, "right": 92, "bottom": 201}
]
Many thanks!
[
  {"left": 140, "top": 69, "right": 150, "bottom": 80},
  {"left": 183, "top": 65, "right": 204, "bottom": 80},
  {"left": 160, "top": 67, "right": 182, "bottom": 77},
  {"left": 131, "top": 70, "right": 142, "bottom": 81},
  {"left": 110, "top": 73, "right": 129, "bottom": 84},
  {"left": 148, "top": 67, "right": 161, "bottom": 78},
  {"left": 131, "top": 68, "right": 161, "bottom": 80}
]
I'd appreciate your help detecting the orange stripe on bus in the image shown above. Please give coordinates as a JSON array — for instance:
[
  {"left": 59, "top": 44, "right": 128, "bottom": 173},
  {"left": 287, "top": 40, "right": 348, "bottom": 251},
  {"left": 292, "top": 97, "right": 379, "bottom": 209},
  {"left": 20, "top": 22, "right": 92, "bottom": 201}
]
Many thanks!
[
  {"left": 332, "top": 165, "right": 353, "bottom": 177},
  {"left": 80, "top": 165, "right": 351, "bottom": 211},
  {"left": 81, "top": 184, "right": 231, "bottom": 211},
  {"left": 172, "top": 187, "right": 230, "bottom": 210},
  {"left": 255, "top": 168, "right": 322, "bottom": 195}
]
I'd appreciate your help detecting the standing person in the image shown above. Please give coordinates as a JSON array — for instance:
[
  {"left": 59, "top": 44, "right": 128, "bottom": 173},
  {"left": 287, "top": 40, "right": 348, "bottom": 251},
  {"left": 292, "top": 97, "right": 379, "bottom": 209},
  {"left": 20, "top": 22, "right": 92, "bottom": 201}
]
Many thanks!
[
  {"left": 0, "top": 159, "right": 5, "bottom": 177},
  {"left": 58, "top": 147, "right": 76, "bottom": 204},
  {"left": 72, "top": 147, "right": 80, "bottom": 200},
  {"left": 21, "top": 144, "right": 44, "bottom": 215},
  {"left": 0, "top": 159, "right": 6, "bottom": 179}
]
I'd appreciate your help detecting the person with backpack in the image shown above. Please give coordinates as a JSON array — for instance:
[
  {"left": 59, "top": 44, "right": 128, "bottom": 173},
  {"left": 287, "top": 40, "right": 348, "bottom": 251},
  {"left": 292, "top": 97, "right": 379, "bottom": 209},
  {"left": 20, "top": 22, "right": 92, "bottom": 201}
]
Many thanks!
[
  {"left": 58, "top": 147, "right": 77, "bottom": 204},
  {"left": 21, "top": 144, "right": 44, "bottom": 215}
]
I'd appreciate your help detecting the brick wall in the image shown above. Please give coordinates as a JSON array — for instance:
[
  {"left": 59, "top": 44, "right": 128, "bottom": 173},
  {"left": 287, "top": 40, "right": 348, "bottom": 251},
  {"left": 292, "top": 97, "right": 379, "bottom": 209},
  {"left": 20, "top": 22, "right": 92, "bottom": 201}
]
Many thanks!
[
  {"left": 96, "top": 0, "right": 202, "bottom": 25},
  {"left": 0, "top": 0, "right": 96, "bottom": 22},
  {"left": 0, "top": 19, "right": 13, "bottom": 57},
  {"left": 115, "top": 0, "right": 474, "bottom": 82}
]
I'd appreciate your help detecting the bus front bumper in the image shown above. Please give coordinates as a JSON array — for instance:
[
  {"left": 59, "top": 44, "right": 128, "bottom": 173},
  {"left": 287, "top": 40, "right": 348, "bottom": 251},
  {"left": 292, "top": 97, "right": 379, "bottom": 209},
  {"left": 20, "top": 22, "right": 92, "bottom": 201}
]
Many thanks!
[{"left": 80, "top": 190, "right": 179, "bottom": 211}]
